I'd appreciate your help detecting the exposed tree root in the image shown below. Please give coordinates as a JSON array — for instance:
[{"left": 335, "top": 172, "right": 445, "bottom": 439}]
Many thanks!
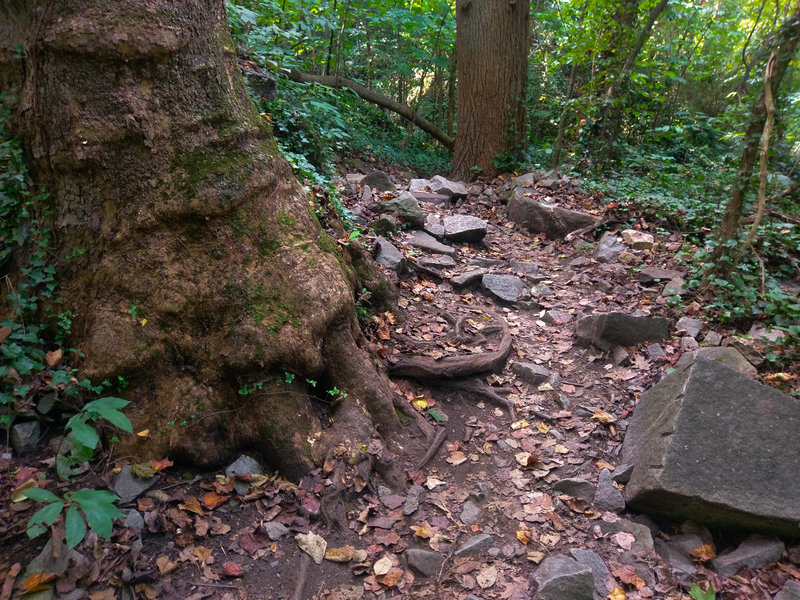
[
  {"left": 291, "top": 554, "right": 311, "bottom": 600},
  {"left": 416, "top": 428, "right": 447, "bottom": 469},
  {"left": 446, "top": 380, "right": 517, "bottom": 421},
  {"left": 388, "top": 311, "right": 512, "bottom": 379}
]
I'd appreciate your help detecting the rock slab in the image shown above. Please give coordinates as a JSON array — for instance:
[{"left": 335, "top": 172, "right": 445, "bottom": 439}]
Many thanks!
[
  {"left": 481, "top": 274, "right": 529, "bottom": 304},
  {"left": 443, "top": 215, "right": 487, "bottom": 242},
  {"left": 622, "top": 355, "right": 800, "bottom": 536},
  {"left": 508, "top": 191, "right": 597, "bottom": 239},
  {"left": 532, "top": 554, "right": 594, "bottom": 600},
  {"left": 711, "top": 534, "right": 785, "bottom": 576},
  {"left": 575, "top": 312, "right": 669, "bottom": 349}
]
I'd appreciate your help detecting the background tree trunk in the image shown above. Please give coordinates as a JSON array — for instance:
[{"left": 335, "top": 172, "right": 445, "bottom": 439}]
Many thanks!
[
  {"left": 0, "top": 0, "right": 401, "bottom": 479},
  {"left": 450, "top": 0, "right": 529, "bottom": 180}
]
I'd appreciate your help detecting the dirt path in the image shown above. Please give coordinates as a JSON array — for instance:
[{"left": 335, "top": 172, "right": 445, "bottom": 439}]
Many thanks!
[{"left": 1, "top": 173, "right": 797, "bottom": 600}]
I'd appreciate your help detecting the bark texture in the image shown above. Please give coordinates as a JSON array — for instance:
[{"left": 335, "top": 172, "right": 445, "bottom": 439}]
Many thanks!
[
  {"left": 0, "top": 0, "right": 400, "bottom": 477},
  {"left": 450, "top": 0, "right": 529, "bottom": 180}
]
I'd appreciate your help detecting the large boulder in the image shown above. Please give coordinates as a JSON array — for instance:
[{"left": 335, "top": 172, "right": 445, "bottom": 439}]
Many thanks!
[
  {"left": 370, "top": 192, "right": 424, "bottom": 228},
  {"left": 575, "top": 312, "right": 669, "bottom": 349},
  {"left": 508, "top": 190, "right": 597, "bottom": 239},
  {"left": 362, "top": 170, "right": 396, "bottom": 192},
  {"left": 622, "top": 355, "right": 800, "bottom": 537}
]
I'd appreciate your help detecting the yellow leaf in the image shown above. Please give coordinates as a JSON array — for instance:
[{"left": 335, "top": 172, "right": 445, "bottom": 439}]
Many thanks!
[
  {"left": 689, "top": 544, "right": 717, "bottom": 562},
  {"left": 11, "top": 479, "right": 38, "bottom": 503},
  {"left": 139, "top": 318, "right": 147, "bottom": 326},
  {"left": 325, "top": 545, "right": 356, "bottom": 562},
  {"left": 156, "top": 555, "right": 178, "bottom": 575},
  {"left": 606, "top": 588, "right": 626, "bottom": 600},
  {"left": 179, "top": 497, "right": 205, "bottom": 516},
  {"left": 20, "top": 572, "right": 57, "bottom": 594},
  {"left": 511, "top": 419, "right": 529, "bottom": 430},
  {"left": 516, "top": 529, "right": 531, "bottom": 545},
  {"left": 592, "top": 409, "right": 617, "bottom": 425},
  {"left": 410, "top": 521, "right": 436, "bottom": 539},
  {"left": 193, "top": 545, "right": 213, "bottom": 564},
  {"left": 412, "top": 397, "right": 428, "bottom": 410},
  {"left": 536, "top": 422, "right": 550, "bottom": 434},
  {"left": 136, "top": 429, "right": 150, "bottom": 438}
]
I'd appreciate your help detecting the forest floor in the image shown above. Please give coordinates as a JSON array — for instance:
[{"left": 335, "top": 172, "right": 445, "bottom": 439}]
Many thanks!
[{"left": 1, "top": 164, "right": 798, "bottom": 600}]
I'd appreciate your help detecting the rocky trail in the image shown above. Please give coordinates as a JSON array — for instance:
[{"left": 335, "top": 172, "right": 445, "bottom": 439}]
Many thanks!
[{"left": 2, "top": 168, "right": 799, "bottom": 600}]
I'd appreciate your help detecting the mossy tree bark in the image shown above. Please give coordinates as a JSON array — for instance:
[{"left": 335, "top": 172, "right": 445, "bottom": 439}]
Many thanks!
[
  {"left": 449, "top": 0, "right": 529, "bottom": 181},
  {"left": 0, "top": 0, "right": 402, "bottom": 479}
]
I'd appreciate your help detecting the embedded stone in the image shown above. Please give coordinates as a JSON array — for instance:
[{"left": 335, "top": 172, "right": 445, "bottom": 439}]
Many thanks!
[
  {"left": 113, "top": 464, "right": 159, "bottom": 504},
  {"left": 371, "top": 191, "right": 424, "bottom": 228},
  {"left": 710, "top": 535, "right": 785, "bottom": 576},
  {"left": 593, "top": 468, "right": 625, "bottom": 513},
  {"left": 776, "top": 580, "right": 800, "bottom": 600},
  {"left": 374, "top": 237, "right": 406, "bottom": 272},
  {"left": 621, "top": 229, "right": 654, "bottom": 249},
  {"left": 10, "top": 420, "right": 41, "bottom": 455},
  {"left": 481, "top": 274, "right": 529, "bottom": 304},
  {"left": 429, "top": 175, "right": 468, "bottom": 198},
  {"left": 455, "top": 534, "right": 493, "bottom": 556},
  {"left": 661, "top": 277, "right": 687, "bottom": 297},
  {"left": 593, "top": 232, "right": 626, "bottom": 263},
  {"left": 417, "top": 255, "right": 457, "bottom": 272},
  {"left": 406, "top": 231, "right": 458, "bottom": 256},
  {"left": 508, "top": 191, "right": 597, "bottom": 239},
  {"left": 367, "top": 214, "right": 399, "bottom": 236},
  {"left": 553, "top": 478, "right": 595, "bottom": 500},
  {"left": 569, "top": 549, "right": 611, "bottom": 598},
  {"left": 575, "top": 312, "right": 669, "bottom": 349},
  {"left": 450, "top": 268, "right": 487, "bottom": 290},
  {"left": 675, "top": 346, "right": 757, "bottom": 378},
  {"left": 676, "top": 316, "right": 703, "bottom": 338},
  {"left": 443, "top": 215, "right": 487, "bottom": 243},
  {"left": 403, "top": 485, "right": 426, "bottom": 516},
  {"left": 361, "top": 170, "right": 396, "bottom": 192},
  {"left": 532, "top": 555, "right": 593, "bottom": 600},
  {"left": 405, "top": 548, "right": 444, "bottom": 577},
  {"left": 622, "top": 355, "right": 800, "bottom": 536},
  {"left": 512, "top": 362, "right": 551, "bottom": 385},
  {"left": 639, "top": 266, "right": 683, "bottom": 283}
]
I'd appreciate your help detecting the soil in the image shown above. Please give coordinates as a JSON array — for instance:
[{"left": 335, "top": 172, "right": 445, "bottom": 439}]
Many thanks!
[{"left": 1, "top": 167, "right": 798, "bottom": 600}]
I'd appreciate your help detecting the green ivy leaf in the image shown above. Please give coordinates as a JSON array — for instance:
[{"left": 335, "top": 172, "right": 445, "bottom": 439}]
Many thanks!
[
  {"left": 70, "top": 489, "right": 122, "bottom": 539},
  {"left": 64, "top": 505, "right": 87, "bottom": 549},
  {"left": 689, "top": 583, "right": 716, "bottom": 600},
  {"left": 69, "top": 422, "right": 99, "bottom": 450},
  {"left": 27, "top": 500, "right": 65, "bottom": 538}
]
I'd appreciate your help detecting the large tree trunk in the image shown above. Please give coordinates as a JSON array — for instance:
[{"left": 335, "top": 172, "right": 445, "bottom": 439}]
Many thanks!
[
  {"left": 0, "top": 0, "right": 401, "bottom": 479},
  {"left": 450, "top": 0, "right": 529, "bottom": 180}
]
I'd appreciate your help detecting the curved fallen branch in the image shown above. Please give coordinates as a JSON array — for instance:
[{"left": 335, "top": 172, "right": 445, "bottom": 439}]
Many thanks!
[
  {"left": 289, "top": 70, "right": 455, "bottom": 149},
  {"left": 388, "top": 311, "right": 512, "bottom": 379}
]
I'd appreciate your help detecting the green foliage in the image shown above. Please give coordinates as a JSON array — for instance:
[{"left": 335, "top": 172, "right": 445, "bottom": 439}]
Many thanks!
[{"left": 688, "top": 583, "right": 716, "bottom": 600}]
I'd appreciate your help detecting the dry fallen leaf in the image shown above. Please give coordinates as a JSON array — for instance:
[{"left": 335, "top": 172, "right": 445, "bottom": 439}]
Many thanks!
[
  {"left": 410, "top": 521, "right": 436, "bottom": 539},
  {"left": 45, "top": 349, "right": 63, "bottom": 367},
  {"left": 325, "top": 545, "right": 356, "bottom": 562},
  {"left": 689, "top": 544, "right": 717, "bottom": 562},
  {"left": 373, "top": 555, "right": 393, "bottom": 576},
  {"left": 150, "top": 457, "right": 173, "bottom": 471},
  {"left": 607, "top": 587, "right": 627, "bottom": 600},
  {"left": 201, "top": 492, "right": 229, "bottom": 510},
  {"left": 20, "top": 572, "right": 58, "bottom": 594},
  {"left": 446, "top": 451, "right": 468, "bottom": 466},
  {"left": 156, "top": 555, "right": 178, "bottom": 575},
  {"left": 222, "top": 562, "right": 244, "bottom": 577},
  {"left": 612, "top": 564, "right": 646, "bottom": 590},
  {"left": 516, "top": 529, "right": 531, "bottom": 545},
  {"left": 88, "top": 589, "right": 116, "bottom": 600},
  {"left": 592, "top": 409, "right": 617, "bottom": 425},
  {"left": 382, "top": 567, "right": 404, "bottom": 587},
  {"left": 179, "top": 497, "right": 205, "bottom": 516}
]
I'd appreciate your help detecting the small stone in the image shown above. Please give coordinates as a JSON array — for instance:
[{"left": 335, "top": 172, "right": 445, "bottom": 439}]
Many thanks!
[
  {"left": 569, "top": 256, "right": 589, "bottom": 268},
  {"left": 775, "top": 580, "right": 800, "bottom": 600},
  {"left": 542, "top": 309, "right": 571, "bottom": 325},
  {"left": 661, "top": 277, "right": 687, "bottom": 297},
  {"left": 676, "top": 316, "right": 703, "bottom": 338},
  {"left": 405, "top": 548, "right": 444, "bottom": 577},
  {"left": 575, "top": 312, "right": 669, "bottom": 349},
  {"left": 569, "top": 549, "right": 611, "bottom": 597},
  {"left": 612, "top": 464, "right": 634, "bottom": 484},
  {"left": 407, "top": 231, "right": 458, "bottom": 257},
  {"left": 296, "top": 531, "right": 327, "bottom": 565},
  {"left": 451, "top": 269, "right": 487, "bottom": 290},
  {"left": 748, "top": 324, "right": 787, "bottom": 344},
  {"left": 408, "top": 178, "right": 430, "bottom": 192},
  {"left": 553, "top": 478, "right": 595, "bottom": 500},
  {"left": 10, "top": 420, "right": 41, "bottom": 455},
  {"left": 593, "top": 468, "right": 625, "bottom": 513},
  {"left": 509, "top": 259, "right": 540, "bottom": 274},
  {"left": 647, "top": 343, "right": 664, "bottom": 361},
  {"left": 727, "top": 336, "right": 765, "bottom": 367},
  {"left": 703, "top": 331, "right": 723, "bottom": 346},
  {"left": 464, "top": 596, "right": 486, "bottom": 600},
  {"left": 417, "top": 255, "right": 457, "bottom": 271},
  {"left": 594, "top": 232, "right": 626, "bottom": 263},
  {"left": 639, "top": 266, "right": 683, "bottom": 282},
  {"left": 371, "top": 191, "right": 423, "bottom": 227},
  {"left": 26, "top": 540, "right": 88, "bottom": 583},
  {"left": 374, "top": 237, "right": 406, "bottom": 273},
  {"left": 481, "top": 274, "right": 529, "bottom": 304},
  {"left": 533, "top": 554, "right": 594, "bottom": 600},
  {"left": 710, "top": 535, "right": 785, "bottom": 576},
  {"left": 429, "top": 175, "right": 468, "bottom": 198},
  {"left": 511, "top": 362, "right": 550, "bottom": 385},
  {"left": 226, "top": 454, "right": 264, "bottom": 496},
  {"left": 654, "top": 538, "right": 697, "bottom": 578},
  {"left": 443, "top": 215, "right": 487, "bottom": 243},
  {"left": 669, "top": 533, "right": 708, "bottom": 556},
  {"left": 360, "top": 184, "right": 373, "bottom": 203},
  {"left": 260, "top": 521, "right": 289, "bottom": 540},
  {"left": 404, "top": 485, "right": 426, "bottom": 516},
  {"left": 611, "top": 345, "right": 630, "bottom": 366},
  {"left": 621, "top": 229, "right": 654, "bottom": 249},
  {"left": 345, "top": 173, "right": 365, "bottom": 184},
  {"left": 455, "top": 533, "right": 493, "bottom": 556},
  {"left": 113, "top": 464, "right": 159, "bottom": 504},
  {"left": 367, "top": 215, "right": 399, "bottom": 236},
  {"left": 598, "top": 519, "right": 654, "bottom": 555},
  {"left": 361, "top": 170, "right": 396, "bottom": 192},
  {"left": 460, "top": 500, "right": 481, "bottom": 526},
  {"left": 680, "top": 336, "right": 700, "bottom": 351},
  {"left": 123, "top": 510, "right": 145, "bottom": 531}
]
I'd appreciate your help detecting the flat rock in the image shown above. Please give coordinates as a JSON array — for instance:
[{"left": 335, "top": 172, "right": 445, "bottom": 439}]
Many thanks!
[
  {"left": 481, "top": 274, "right": 529, "bottom": 304},
  {"left": 374, "top": 237, "right": 406, "bottom": 272},
  {"left": 662, "top": 277, "right": 687, "bottom": 297},
  {"left": 748, "top": 324, "right": 787, "bottom": 344},
  {"left": 261, "top": 520, "right": 289, "bottom": 540},
  {"left": 509, "top": 259, "right": 539, "bottom": 274},
  {"left": 776, "top": 580, "right": 800, "bottom": 600},
  {"left": 450, "top": 268, "right": 487, "bottom": 290},
  {"left": 407, "top": 231, "right": 458, "bottom": 257},
  {"left": 408, "top": 178, "right": 430, "bottom": 192},
  {"left": 371, "top": 191, "right": 423, "bottom": 228},
  {"left": 296, "top": 531, "right": 327, "bottom": 565},
  {"left": 10, "top": 420, "right": 40, "bottom": 455},
  {"left": 114, "top": 464, "right": 159, "bottom": 504},
  {"left": 460, "top": 500, "right": 481, "bottom": 525},
  {"left": 593, "top": 468, "right": 625, "bottom": 513},
  {"left": 508, "top": 191, "right": 597, "bottom": 239},
  {"left": 417, "top": 255, "right": 457, "bottom": 271},
  {"left": 597, "top": 518, "right": 654, "bottom": 555},
  {"left": 711, "top": 534, "right": 785, "bottom": 576},
  {"left": 593, "top": 232, "right": 626, "bottom": 263},
  {"left": 675, "top": 346, "right": 757, "bottom": 378},
  {"left": 367, "top": 214, "right": 399, "bottom": 236},
  {"left": 703, "top": 330, "right": 723, "bottom": 346},
  {"left": 512, "top": 362, "right": 550, "bottom": 385},
  {"left": 455, "top": 533, "right": 493, "bottom": 556},
  {"left": 621, "top": 229, "right": 655, "bottom": 249},
  {"left": 26, "top": 540, "right": 89, "bottom": 588},
  {"left": 543, "top": 309, "right": 571, "bottom": 324},
  {"left": 639, "top": 266, "right": 683, "bottom": 282},
  {"left": 553, "top": 478, "right": 595, "bottom": 500},
  {"left": 443, "top": 215, "right": 487, "bottom": 243},
  {"left": 405, "top": 548, "right": 444, "bottom": 577},
  {"left": 124, "top": 509, "right": 145, "bottom": 531},
  {"left": 362, "top": 170, "right": 396, "bottom": 192},
  {"left": 575, "top": 312, "right": 669, "bottom": 349},
  {"left": 622, "top": 355, "right": 800, "bottom": 536},
  {"left": 404, "top": 485, "right": 426, "bottom": 516},
  {"left": 513, "top": 172, "right": 539, "bottom": 187},
  {"left": 532, "top": 554, "right": 594, "bottom": 600},
  {"left": 429, "top": 174, "right": 468, "bottom": 198},
  {"left": 653, "top": 538, "right": 697, "bottom": 577},
  {"left": 569, "top": 549, "right": 611, "bottom": 598},
  {"left": 676, "top": 316, "right": 703, "bottom": 338}
]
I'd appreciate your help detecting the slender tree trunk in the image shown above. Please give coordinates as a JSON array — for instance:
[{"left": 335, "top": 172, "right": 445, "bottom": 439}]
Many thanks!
[
  {"left": 711, "top": 2, "right": 800, "bottom": 269},
  {"left": 447, "top": 51, "right": 457, "bottom": 137},
  {"left": 450, "top": 0, "right": 530, "bottom": 180},
  {"left": 0, "top": 0, "right": 401, "bottom": 478}
]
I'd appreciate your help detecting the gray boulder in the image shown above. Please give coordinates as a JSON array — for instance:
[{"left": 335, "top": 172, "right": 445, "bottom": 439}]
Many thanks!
[
  {"left": 675, "top": 346, "right": 757, "bottom": 378},
  {"left": 367, "top": 214, "right": 399, "bottom": 236},
  {"left": 113, "top": 464, "right": 159, "bottom": 504},
  {"left": 532, "top": 555, "right": 594, "bottom": 600},
  {"left": 362, "top": 170, "right": 396, "bottom": 192},
  {"left": 450, "top": 268, "right": 487, "bottom": 290},
  {"left": 429, "top": 175, "right": 468, "bottom": 198},
  {"left": 553, "top": 478, "right": 596, "bottom": 500},
  {"left": 374, "top": 237, "right": 406, "bottom": 273},
  {"left": 417, "top": 255, "right": 457, "bottom": 272},
  {"left": 406, "top": 231, "right": 458, "bottom": 257},
  {"left": 481, "top": 274, "right": 529, "bottom": 304},
  {"left": 512, "top": 362, "right": 551, "bottom": 386},
  {"left": 676, "top": 316, "right": 703, "bottom": 338},
  {"left": 593, "top": 232, "right": 626, "bottom": 263},
  {"left": 575, "top": 312, "right": 669, "bottom": 349},
  {"left": 622, "top": 355, "right": 800, "bottom": 536},
  {"left": 508, "top": 191, "right": 597, "bottom": 239},
  {"left": 11, "top": 420, "right": 41, "bottom": 455},
  {"left": 569, "top": 549, "right": 611, "bottom": 598},
  {"left": 455, "top": 533, "right": 493, "bottom": 556},
  {"left": 370, "top": 191, "right": 424, "bottom": 228},
  {"left": 443, "top": 215, "right": 487, "bottom": 243},
  {"left": 593, "top": 468, "right": 625, "bottom": 513},
  {"left": 711, "top": 534, "right": 785, "bottom": 576}
]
